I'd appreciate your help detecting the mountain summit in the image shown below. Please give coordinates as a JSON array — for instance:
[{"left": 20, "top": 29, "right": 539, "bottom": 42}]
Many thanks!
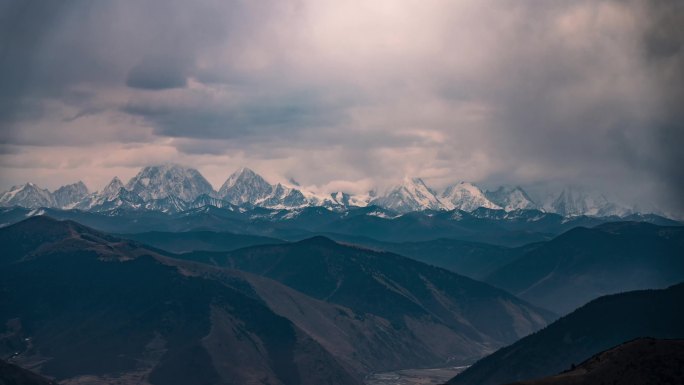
[
  {"left": 440, "top": 182, "right": 500, "bottom": 211},
  {"left": 0, "top": 183, "right": 56, "bottom": 209},
  {"left": 125, "top": 164, "right": 215, "bottom": 202},
  {"left": 371, "top": 177, "right": 443, "bottom": 212},
  {"left": 218, "top": 167, "right": 275, "bottom": 205},
  {"left": 547, "top": 186, "right": 632, "bottom": 217},
  {"left": 485, "top": 185, "right": 537, "bottom": 211}
]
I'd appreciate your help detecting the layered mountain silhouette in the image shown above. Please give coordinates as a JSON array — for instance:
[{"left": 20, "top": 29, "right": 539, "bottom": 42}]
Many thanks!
[
  {"left": 112, "top": 219, "right": 683, "bottom": 291},
  {"left": 174, "top": 236, "right": 554, "bottom": 371},
  {"left": 0, "top": 217, "right": 360, "bottom": 385},
  {"left": 485, "top": 221, "right": 684, "bottom": 313},
  {"left": 119, "top": 230, "right": 285, "bottom": 253},
  {"left": 505, "top": 338, "right": 684, "bottom": 385},
  {"left": 448, "top": 282, "right": 684, "bottom": 385},
  {"left": 0, "top": 216, "right": 552, "bottom": 384}
]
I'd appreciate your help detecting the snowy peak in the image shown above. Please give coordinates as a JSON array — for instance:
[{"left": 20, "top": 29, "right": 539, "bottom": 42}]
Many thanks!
[
  {"left": 221, "top": 167, "right": 260, "bottom": 189},
  {"left": 440, "top": 182, "right": 500, "bottom": 211},
  {"left": 549, "top": 186, "right": 632, "bottom": 217},
  {"left": 485, "top": 185, "right": 537, "bottom": 211},
  {"left": 73, "top": 177, "right": 126, "bottom": 211},
  {"left": 53, "top": 181, "right": 89, "bottom": 208},
  {"left": 551, "top": 187, "right": 605, "bottom": 216},
  {"left": 372, "top": 177, "right": 443, "bottom": 212},
  {"left": 218, "top": 168, "right": 342, "bottom": 210},
  {"left": 102, "top": 177, "right": 125, "bottom": 198},
  {"left": 125, "top": 164, "right": 214, "bottom": 202},
  {"left": 0, "top": 183, "right": 56, "bottom": 209},
  {"left": 218, "top": 167, "right": 273, "bottom": 205}
]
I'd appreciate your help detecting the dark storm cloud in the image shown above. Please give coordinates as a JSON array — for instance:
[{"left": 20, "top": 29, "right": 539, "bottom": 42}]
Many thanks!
[
  {"left": 122, "top": 88, "right": 349, "bottom": 140},
  {"left": 0, "top": 0, "right": 236, "bottom": 125},
  {"left": 458, "top": 0, "right": 684, "bottom": 212},
  {"left": 0, "top": 1, "right": 69, "bottom": 125},
  {"left": 641, "top": 0, "right": 684, "bottom": 212},
  {"left": 125, "top": 55, "right": 189, "bottom": 90}
]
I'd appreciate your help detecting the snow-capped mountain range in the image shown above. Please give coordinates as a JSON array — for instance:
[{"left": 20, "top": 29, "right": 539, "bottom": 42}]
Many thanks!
[{"left": 0, "top": 164, "right": 639, "bottom": 217}]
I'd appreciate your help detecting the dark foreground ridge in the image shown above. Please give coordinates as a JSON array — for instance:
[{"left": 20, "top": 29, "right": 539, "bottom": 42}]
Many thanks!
[
  {"left": 506, "top": 338, "right": 684, "bottom": 385},
  {"left": 0, "top": 359, "right": 58, "bottom": 385}
]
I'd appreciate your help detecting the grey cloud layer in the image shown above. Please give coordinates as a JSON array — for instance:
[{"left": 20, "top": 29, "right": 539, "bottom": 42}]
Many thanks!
[{"left": 0, "top": 0, "right": 682, "bottom": 215}]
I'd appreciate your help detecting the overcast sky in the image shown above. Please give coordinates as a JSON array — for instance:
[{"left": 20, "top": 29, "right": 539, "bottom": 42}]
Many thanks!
[{"left": 0, "top": 0, "right": 682, "bottom": 215}]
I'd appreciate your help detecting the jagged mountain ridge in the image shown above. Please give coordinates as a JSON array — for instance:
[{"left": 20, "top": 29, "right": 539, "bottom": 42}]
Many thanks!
[{"left": 0, "top": 164, "right": 643, "bottom": 217}]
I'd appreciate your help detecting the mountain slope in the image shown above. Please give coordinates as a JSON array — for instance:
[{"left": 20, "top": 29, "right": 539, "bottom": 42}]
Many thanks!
[
  {"left": 352, "top": 238, "right": 530, "bottom": 280},
  {"left": 0, "top": 217, "right": 360, "bottom": 385},
  {"left": 448, "top": 282, "right": 684, "bottom": 385},
  {"left": 179, "top": 238, "right": 553, "bottom": 367},
  {"left": 485, "top": 222, "right": 684, "bottom": 314},
  {"left": 507, "top": 338, "right": 684, "bottom": 385}
]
